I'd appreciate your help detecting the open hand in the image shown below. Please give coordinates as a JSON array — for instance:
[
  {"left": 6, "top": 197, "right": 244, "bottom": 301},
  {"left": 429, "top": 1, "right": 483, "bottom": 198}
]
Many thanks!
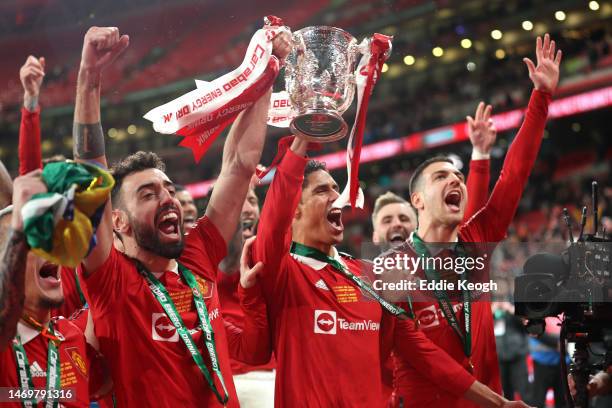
[
  {"left": 239, "top": 236, "right": 264, "bottom": 289},
  {"left": 523, "top": 33, "right": 562, "bottom": 94},
  {"left": 467, "top": 102, "right": 497, "bottom": 156}
]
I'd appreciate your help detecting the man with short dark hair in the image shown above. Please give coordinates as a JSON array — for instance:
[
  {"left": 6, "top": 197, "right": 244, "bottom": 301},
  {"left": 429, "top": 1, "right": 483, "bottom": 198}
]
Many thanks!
[
  {"left": 175, "top": 184, "right": 198, "bottom": 231},
  {"left": 390, "top": 34, "right": 562, "bottom": 407},
  {"left": 71, "top": 25, "right": 291, "bottom": 407},
  {"left": 372, "top": 98, "right": 495, "bottom": 249},
  {"left": 248, "top": 136, "right": 527, "bottom": 407}
]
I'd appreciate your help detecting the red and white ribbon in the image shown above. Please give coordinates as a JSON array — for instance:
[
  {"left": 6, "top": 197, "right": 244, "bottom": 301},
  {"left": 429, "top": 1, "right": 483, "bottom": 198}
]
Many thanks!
[
  {"left": 143, "top": 17, "right": 288, "bottom": 162},
  {"left": 336, "top": 34, "right": 392, "bottom": 209}
]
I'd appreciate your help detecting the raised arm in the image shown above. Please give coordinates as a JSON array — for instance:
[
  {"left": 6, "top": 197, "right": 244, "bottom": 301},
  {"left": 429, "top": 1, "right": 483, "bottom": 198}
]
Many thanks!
[
  {"left": 18, "top": 56, "right": 45, "bottom": 175},
  {"left": 205, "top": 32, "right": 291, "bottom": 245},
  {"left": 72, "top": 27, "right": 129, "bottom": 276},
  {"left": 469, "top": 34, "right": 561, "bottom": 241},
  {"left": 252, "top": 137, "right": 308, "bottom": 293},
  {"left": 0, "top": 170, "right": 47, "bottom": 349},
  {"left": 463, "top": 101, "right": 495, "bottom": 221}
]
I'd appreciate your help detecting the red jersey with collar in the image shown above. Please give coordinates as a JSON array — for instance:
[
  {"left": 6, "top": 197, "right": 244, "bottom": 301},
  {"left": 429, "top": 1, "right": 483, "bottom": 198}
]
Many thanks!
[
  {"left": 84, "top": 216, "right": 239, "bottom": 407},
  {"left": 0, "top": 318, "right": 90, "bottom": 407},
  {"left": 392, "top": 89, "right": 551, "bottom": 407},
  {"left": 251, "top": 148, "right": 475, "bottom": 407},
  {"left": 217, "top": 271, "right": 276, "bottom": 374}
]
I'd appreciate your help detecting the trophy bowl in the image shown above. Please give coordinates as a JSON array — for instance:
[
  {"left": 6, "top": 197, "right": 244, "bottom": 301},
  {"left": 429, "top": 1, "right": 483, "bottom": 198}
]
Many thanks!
[{"left": 285, "top": 26, "right": 359, "bottom": 142}]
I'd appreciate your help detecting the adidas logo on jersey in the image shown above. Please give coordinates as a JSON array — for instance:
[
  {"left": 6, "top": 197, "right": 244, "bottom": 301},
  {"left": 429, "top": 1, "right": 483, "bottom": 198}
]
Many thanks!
[
  {"left": 315, "top": 279, "right": 330, "bottom": 291},
  {"left": 30, "top": 361, "right": 46, "bottom": 378}
]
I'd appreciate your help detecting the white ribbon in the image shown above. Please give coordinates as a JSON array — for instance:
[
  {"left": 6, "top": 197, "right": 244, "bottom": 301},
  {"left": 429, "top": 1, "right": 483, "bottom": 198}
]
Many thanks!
[
  {"left": 144, "top": 26, "right": 288, "bottom": 135},
  {"left": 195, "top": 79, "right": 293, "bottom": 129}
]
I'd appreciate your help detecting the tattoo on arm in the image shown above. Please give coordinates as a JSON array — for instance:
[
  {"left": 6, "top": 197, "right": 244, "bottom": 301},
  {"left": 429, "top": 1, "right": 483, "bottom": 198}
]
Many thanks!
[
  {"left": 24, "top": 95, "right": 38, "bottom": 112},
  {"left": 0, "top": 229, "right": 28, "bottom": 348},
  {"left": 73, "top": 123, "right": 105, "bottom": 159}
]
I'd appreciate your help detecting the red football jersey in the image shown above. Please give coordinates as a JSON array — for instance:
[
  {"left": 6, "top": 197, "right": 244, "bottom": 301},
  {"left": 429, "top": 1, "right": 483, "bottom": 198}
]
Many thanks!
[
  {"left": 251, "top": 149, "right": 475, "bottom": 407},
  {"left": 50, "top": 267, "right": 86, "bottom": 320},
  {"left": 392, "top": 89, "right": 551, "bottom": 407},
  {"left": 0, "top": 318, "right": 90, "bottom": 407},
  {"left": 84, "top": 216, "right": 239, "bottom": 407},
  {"left": 217, "top": 271, "right": 276, "bottom": 374}
]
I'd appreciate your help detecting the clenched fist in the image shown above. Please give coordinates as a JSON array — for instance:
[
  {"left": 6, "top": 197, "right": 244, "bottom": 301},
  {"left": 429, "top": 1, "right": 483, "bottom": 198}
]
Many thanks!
[
  {"left": 20, "top": 56, "right": 45, "bottom": 99},
  {"left": 272, "top": 31, "right": 292, "bottom": 61},
  {"left": 11, "top": 169, "right": 47, "bottom": 231},
  {"left": 80, "top": 26, "right": 129, "bottom": 74}
]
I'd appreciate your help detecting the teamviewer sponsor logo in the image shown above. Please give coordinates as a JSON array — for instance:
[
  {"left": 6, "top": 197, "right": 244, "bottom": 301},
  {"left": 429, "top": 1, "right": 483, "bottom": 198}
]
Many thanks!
[
  {"left": 314, "top": 310, "right": 380, "bottom": 334},
  {"left": 314, "top": 310, "right": 336, "bottom": 334}
]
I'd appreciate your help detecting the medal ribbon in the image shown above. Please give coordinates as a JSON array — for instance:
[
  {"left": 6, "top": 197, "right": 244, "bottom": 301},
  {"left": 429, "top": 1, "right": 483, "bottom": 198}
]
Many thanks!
[
  {"left": 290, "top": 242, "right": 408, "bottom": 319},
  {"left": 12, "top": 319, "right": 61, "bottom": 408},
  {"left": 137, "top": 262, "right": 229, "bottom": 405},
  {"left": 410, "top": 232, "right": 472, "bottom": 361}
]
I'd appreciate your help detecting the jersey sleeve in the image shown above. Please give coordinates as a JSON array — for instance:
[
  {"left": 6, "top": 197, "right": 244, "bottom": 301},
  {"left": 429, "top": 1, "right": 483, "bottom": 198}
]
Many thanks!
[
  {"left": 181, "top": 215, "right": 228, "bottom": 281},
  {"left": 224, "top": 284, "right": 272, "bottom": 365},
  {"left": 387, "top": 311, "right": 476, "bottom": 398},
  {"left": 82, "top": 246, "right": 127, "bottom": 316},
  {"left": 463, "top": 159, "right": 490, "bottom": 222},
  {"left": 252, "top": 148, "right": 308, "bottom": 296},
  {"left": 465, "top": 89, "right": 551, "bottom": 242},
  {"left": 19, "top": 106, "right": 42, "bottom": 175}
]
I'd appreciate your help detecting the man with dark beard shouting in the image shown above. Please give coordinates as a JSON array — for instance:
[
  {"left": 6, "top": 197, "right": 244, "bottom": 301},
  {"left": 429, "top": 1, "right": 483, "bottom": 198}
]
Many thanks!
[{"left": 71, "top": 26, "right": 290, "bottom": 407}]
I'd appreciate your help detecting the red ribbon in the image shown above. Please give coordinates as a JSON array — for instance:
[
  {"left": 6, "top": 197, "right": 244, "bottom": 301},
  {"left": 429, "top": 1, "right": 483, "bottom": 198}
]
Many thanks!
[
  {"left": 349, "top": 34, "right": 392, "bottom": 207},
  {"left": 264, "top": 15, "right": 284, "bottom": 27}
]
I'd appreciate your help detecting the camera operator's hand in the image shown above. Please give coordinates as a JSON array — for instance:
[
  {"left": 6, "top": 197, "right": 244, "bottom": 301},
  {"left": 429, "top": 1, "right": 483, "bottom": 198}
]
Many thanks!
[{"left": 569, "top": 370, "right": 612, "bottom": 398}]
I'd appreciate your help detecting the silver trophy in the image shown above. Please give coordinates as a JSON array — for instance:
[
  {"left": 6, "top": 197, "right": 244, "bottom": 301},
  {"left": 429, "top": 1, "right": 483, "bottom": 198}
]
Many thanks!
[{"left": 285, "top": 26, "right": 360, "bottom": 142}]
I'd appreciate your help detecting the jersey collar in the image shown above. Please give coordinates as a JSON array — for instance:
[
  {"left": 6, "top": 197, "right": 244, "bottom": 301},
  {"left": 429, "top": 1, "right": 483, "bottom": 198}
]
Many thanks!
[
  {"left": 152, "top": 260, "right": 179, "bottom": 279},
  {"left": 291, "top": 246, "right": 347, "bottom": 271},
  {"left": 16, "top": 322, "right": 41, "bottom": 345}
]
